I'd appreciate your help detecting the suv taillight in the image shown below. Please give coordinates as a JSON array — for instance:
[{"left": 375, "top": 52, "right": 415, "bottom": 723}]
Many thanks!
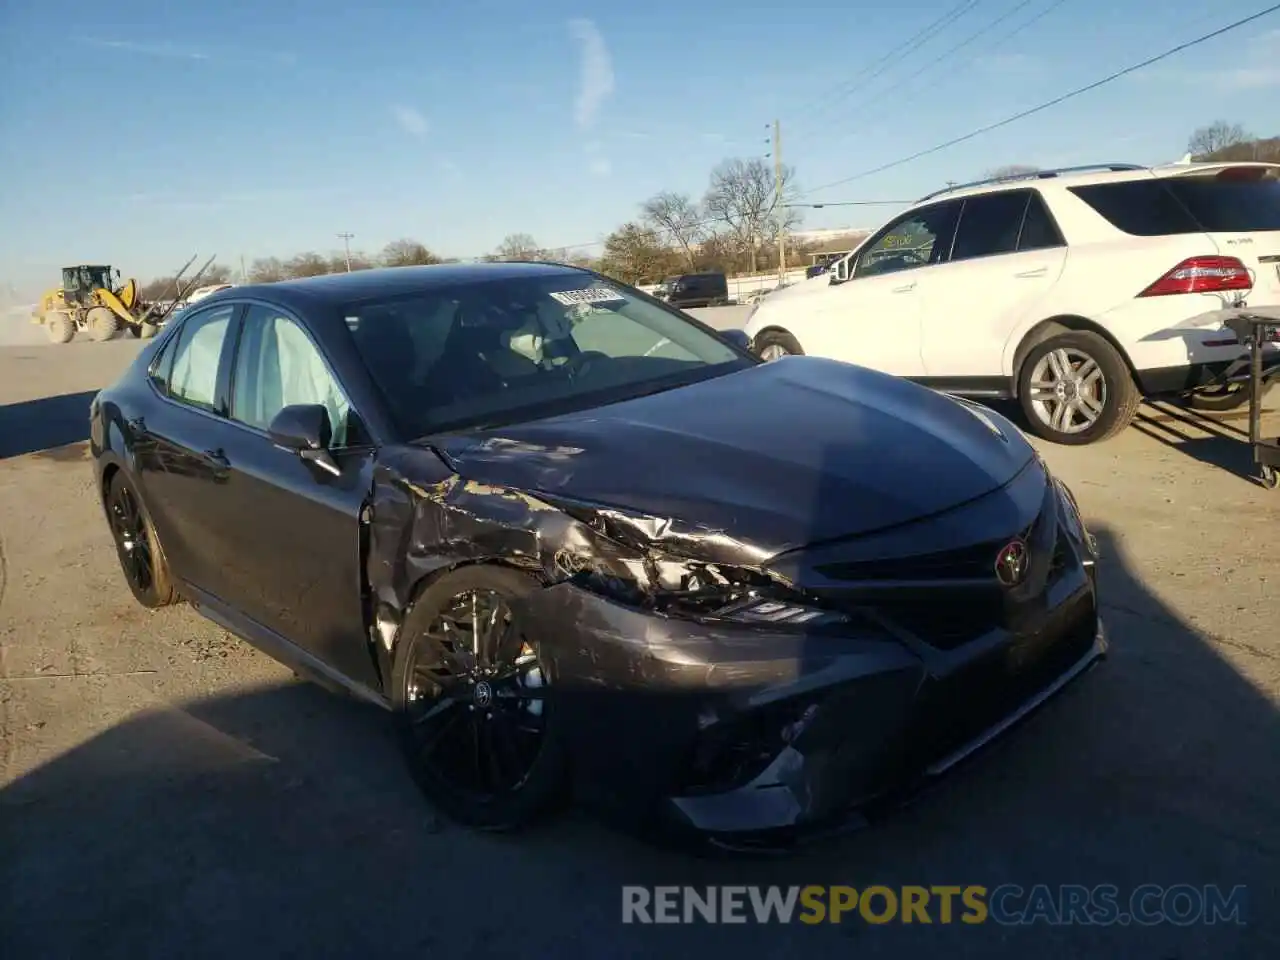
[{"left": 1138, "top": 256, "right": 1253, "bottom": 297}]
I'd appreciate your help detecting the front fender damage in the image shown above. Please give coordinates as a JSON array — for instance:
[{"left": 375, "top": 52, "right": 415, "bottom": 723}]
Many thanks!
[{"left": 364, "top": 444, "right": 791, "bottom": 681}]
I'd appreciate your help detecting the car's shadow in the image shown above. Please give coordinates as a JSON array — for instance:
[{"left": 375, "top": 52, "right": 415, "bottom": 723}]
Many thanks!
[
  {"left": 1, "top": 525, "right": 1274, "bottom": 959},
  {"left": 0, "top": 391, "right": 96, "bottom": 459}
]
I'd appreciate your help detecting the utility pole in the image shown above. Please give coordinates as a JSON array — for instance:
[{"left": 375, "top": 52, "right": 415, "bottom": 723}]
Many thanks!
[
  {"left": 772, "top": 119, "right": 786, "bottom": 285},
  {"left": 337, "top": 232, "right": 354, "bottom": 272},
  {"left": 239, "top": 254, "right": 247, "bottom": 283}
]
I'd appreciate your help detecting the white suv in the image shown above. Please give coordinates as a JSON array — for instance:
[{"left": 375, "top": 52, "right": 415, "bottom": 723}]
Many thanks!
[{"left": 743, "top": 162, "right": 1280, "bottom": 445}]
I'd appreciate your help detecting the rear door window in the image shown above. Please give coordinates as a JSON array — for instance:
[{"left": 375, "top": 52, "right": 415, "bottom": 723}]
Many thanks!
[
  {"left": 1018, "top": 192, "right": 1066, "bottom": 250},
  {"left": 950, "top": 191, "right": 1030, "bottom": 262},
  {"left": 168, "top": 305, "right": 235, "bottom": 413}
]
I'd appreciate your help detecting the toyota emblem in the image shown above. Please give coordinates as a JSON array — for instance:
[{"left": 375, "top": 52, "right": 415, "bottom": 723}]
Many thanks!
[{"left": 995, "top": 538, "right": 1029, "bottom": 587}]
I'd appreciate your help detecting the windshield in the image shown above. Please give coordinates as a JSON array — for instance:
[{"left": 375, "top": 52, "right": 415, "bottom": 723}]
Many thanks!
[{"left": 343, "top": 271, "right": 750, "bottom": 438}]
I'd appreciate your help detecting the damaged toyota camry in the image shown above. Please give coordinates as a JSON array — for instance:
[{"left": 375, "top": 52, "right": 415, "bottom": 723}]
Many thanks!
[{"left": 90, "top": 262, "right": 1106, "bottom": 848}]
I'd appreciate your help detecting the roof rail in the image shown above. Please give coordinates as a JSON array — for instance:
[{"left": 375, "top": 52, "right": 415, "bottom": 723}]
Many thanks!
[{"left": 916, "top": 163, "right": 1147, "bottom": 203}]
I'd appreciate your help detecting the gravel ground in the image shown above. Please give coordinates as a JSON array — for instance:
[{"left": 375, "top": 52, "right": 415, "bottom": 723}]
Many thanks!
[{"left": 1, "top": 335, "right": 1277, "bottom": 959}]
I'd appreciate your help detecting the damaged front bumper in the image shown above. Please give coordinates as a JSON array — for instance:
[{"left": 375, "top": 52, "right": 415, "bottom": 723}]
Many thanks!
[{"left": 520, "top": 554, "right": 1106, "bottom": 847}]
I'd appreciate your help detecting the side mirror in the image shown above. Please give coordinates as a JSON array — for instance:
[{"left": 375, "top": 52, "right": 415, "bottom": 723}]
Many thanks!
[
  {"left": 268, "top": 403, "right": 340, "bottom": 476},
  {"left": 829, "top": 258, "right": 851, "bottom": 284},
  {"left": 720, "top": 329, "right": 751, "bottom": 352}
]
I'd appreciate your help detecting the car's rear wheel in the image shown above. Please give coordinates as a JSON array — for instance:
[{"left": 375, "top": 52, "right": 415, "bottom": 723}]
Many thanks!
[
  {"left": 753, "top": 328, "right": 803, "bottom": 362},
  {"left": 391, "top": 565, "right": 567, "bottom": 831},
  {"left": 1017, "top": 331, "right": 1140, "bottom": 445},
  {"left": 105, "top": 472, "right": 177, "bottom": 608}
]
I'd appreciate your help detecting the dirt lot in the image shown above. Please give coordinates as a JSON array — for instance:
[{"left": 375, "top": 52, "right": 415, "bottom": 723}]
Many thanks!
[{"left": 1, "top": 337, "right": 1277, "bottom": 959}]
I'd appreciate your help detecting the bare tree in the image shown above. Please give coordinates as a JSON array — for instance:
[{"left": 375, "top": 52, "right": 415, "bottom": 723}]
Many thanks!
[
  {"left": 494, "top": 233, "right": 545, "bottom": 261},
  {"left": 327, "top": 251, "right": 374, "bottom": 273},
  {"left": 640, "top": 192, "right": 705, "bottom": 269},
  {"left": 248, "top": 257, "right": 287, "bottom": 283},
  {"left": 599, "top": 223, "right": 679, "bottom": 285},
  {"left": 703, "top": 158, "right": 800, "bottom": 274},
  {"left": 986, "top": 164, "right": 1040, "bottom": 178},
  {"left": 1188, "top": 121, "right": 1253, "bottom": 159},
  {"left": 284, "top": 252, "right": 331, "bottom": 278},
  {"left": 381, "top": 239, "right": 443, "bottom": 267}
]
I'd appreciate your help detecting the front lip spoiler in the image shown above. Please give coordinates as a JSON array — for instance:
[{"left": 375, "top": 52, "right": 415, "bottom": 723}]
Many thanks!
[
  {"left": 703, "top": 621, "right": 1109, "bottom": 855},
  {"left": 924, "top": 619, "right": 1108, "bottom": 777}
]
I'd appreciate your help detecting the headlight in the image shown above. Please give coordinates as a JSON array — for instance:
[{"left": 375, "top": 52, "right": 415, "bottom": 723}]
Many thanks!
[{"left": 547, "top": 534, "right": 847, "bottom": 628}]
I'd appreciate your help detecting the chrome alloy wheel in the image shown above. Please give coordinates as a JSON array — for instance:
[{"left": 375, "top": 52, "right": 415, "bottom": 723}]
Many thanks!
[
  {"left": 758, "top": 343, "right": 791, "bottom": 362},
  {"left": 1028, "top": 347, "right": 1107, "bottom": 435}
]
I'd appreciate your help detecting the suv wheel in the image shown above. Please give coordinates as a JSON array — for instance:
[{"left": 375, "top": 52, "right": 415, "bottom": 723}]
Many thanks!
[
  {"left": 753, "top": 329, "right": 804, "bottom": 362},
  {"left": 1017, "top": 331, "right": 1140, "bottom": 445}
]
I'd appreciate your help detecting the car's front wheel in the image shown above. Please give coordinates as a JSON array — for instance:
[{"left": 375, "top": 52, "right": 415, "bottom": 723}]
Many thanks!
[
  {"left": 753, "top": 328, "right": 804, "bottom": 362},
  {"left": 391, "top": 565, "right": 567, "bottom": 831},
  {"left": 1017, "top": 331, "right": 1140, "bottom": 445}
]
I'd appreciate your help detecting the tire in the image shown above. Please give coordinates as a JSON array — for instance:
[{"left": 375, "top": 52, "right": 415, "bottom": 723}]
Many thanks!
[
  {"left": 136, "top": 321, "right": 160, "bottom": 340},
  {"left": 1017, "top": 330, "right": 1140, "bottom": 445},
  {"left": 1181, "top": 380, "right": 1273, "bottom": 413},
  {"left": 105, "top": 471, "right": 178, "bottom": 608},
  {"left": 44, "top": 311, "right": 76, "bottom": 344},
  {"left": 87, "top": 306, "right": 120, "bottom": 342},
  {"left": 753, "top": 328, "right": 804, "bottom": 362},
  {"left": 390, "top": 565, "right": 568, "bottom": 831}
]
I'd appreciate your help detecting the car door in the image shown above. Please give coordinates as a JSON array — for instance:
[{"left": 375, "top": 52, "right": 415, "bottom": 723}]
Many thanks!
[
  {"left": 918, "top": 189, "right": 1068, "bottom": 380},
  {"left": 132, "top": 302, "right": 245, "bottom": 599},
  {"left": 212, "top": 302, "right": 381, "bottom": 690},
  {"left": 805, "top": 200, "right": 961, "bottom": 377}
]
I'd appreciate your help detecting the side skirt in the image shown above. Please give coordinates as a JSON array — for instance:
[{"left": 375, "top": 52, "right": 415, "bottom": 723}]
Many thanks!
[{"left": 181, "top": 581, "right": 391, "bottom": 711}]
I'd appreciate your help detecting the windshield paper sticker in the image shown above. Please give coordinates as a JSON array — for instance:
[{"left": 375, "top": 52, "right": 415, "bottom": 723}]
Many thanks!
[{"left": 549, "top": 288, "right": 625, "bottom": 306}]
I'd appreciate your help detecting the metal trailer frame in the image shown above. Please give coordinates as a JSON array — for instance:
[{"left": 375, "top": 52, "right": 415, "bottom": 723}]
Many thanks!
[{"left": 1224, "top": 313, "right": 1280, "bottom": 490}]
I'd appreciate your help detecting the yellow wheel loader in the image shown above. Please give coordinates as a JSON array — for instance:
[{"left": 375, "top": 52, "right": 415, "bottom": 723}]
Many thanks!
[{"left": 32, "top": 255, "right": 216, "bottom": 345}]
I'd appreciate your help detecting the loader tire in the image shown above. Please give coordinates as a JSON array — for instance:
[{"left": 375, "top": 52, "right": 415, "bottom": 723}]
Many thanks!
[
  {"left": 137, "top": 321, "right": 160, "bottom": 340},
  {"left": 45, "top": 312, "right": 76, "bottom": 344},
  {"left": 87, "top": 307, "right": 120, "bottom": 342}
]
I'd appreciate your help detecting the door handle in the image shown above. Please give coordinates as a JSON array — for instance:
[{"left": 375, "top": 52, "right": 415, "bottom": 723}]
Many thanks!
[
  {"left": 892, "top": 281, "right": 917, "bottom": 293},
  {"left": 1014, "top": 267, "right": 1048, "bottom": 278},
  {"left": 203, "top": 448, "right": 230, "bottom": 469}
]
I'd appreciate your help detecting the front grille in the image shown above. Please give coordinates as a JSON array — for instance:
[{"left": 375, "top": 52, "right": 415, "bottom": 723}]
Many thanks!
[{"left": 811, "top": 481, "right": 1069, "bottom": 651}]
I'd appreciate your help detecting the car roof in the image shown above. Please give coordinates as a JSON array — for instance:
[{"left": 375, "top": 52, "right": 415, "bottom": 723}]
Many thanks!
[
  {"left": 913, "top": 160, "right": 1280, "bottom": 208},
  {"left": 226, "top": 261, "right": 589, "bottom": 309}
]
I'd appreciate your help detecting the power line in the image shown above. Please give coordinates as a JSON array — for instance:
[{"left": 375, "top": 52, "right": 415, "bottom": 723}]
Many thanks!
[
  {"left": 798, "top": 3, "right": 1280, "bottom": 198},
  {"left": 786, "top": 0, "right": 984, "bottom": 136},
  {"left": 799, "top": 0, "right": 1068, "bottom": 146}
]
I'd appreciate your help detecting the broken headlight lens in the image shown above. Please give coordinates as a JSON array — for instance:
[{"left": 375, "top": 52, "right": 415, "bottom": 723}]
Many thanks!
[{"left": 552, "top": 545, "right": 848, "bottom": 627}]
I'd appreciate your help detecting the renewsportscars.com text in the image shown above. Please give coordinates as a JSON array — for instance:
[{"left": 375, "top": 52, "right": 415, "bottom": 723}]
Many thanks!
[{"left": 621, "top": 884, "right": 1248, "bottom": 926}]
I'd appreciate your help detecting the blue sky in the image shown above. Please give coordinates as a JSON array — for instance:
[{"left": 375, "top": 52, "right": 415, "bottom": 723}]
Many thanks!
[{"left": 1, "top": 0, "right": 1278, "bottom": 293}]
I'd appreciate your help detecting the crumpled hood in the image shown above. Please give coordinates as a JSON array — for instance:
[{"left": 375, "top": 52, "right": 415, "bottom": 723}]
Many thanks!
[{"left": 430, "top": 357, "right": 1036, "bottom": 558}]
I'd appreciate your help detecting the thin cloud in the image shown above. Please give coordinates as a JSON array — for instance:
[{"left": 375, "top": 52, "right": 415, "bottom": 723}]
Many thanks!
[
  {"left": 568, "top": 18, "right": 614, "bottom": 129},
  {"left": 392, "top": 105, "right": 429, "bottom": 139},
  {"left": 79, "top": 37, "right": 210, "bottom": 61}
]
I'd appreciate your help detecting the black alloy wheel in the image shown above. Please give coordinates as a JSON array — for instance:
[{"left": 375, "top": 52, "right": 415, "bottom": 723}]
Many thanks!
[
  {"left": 105, "top": 472, "right": 177, "bottom": 608},
  {"left": 393, "top": 567, "right": 566, "bottom": 830}
]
